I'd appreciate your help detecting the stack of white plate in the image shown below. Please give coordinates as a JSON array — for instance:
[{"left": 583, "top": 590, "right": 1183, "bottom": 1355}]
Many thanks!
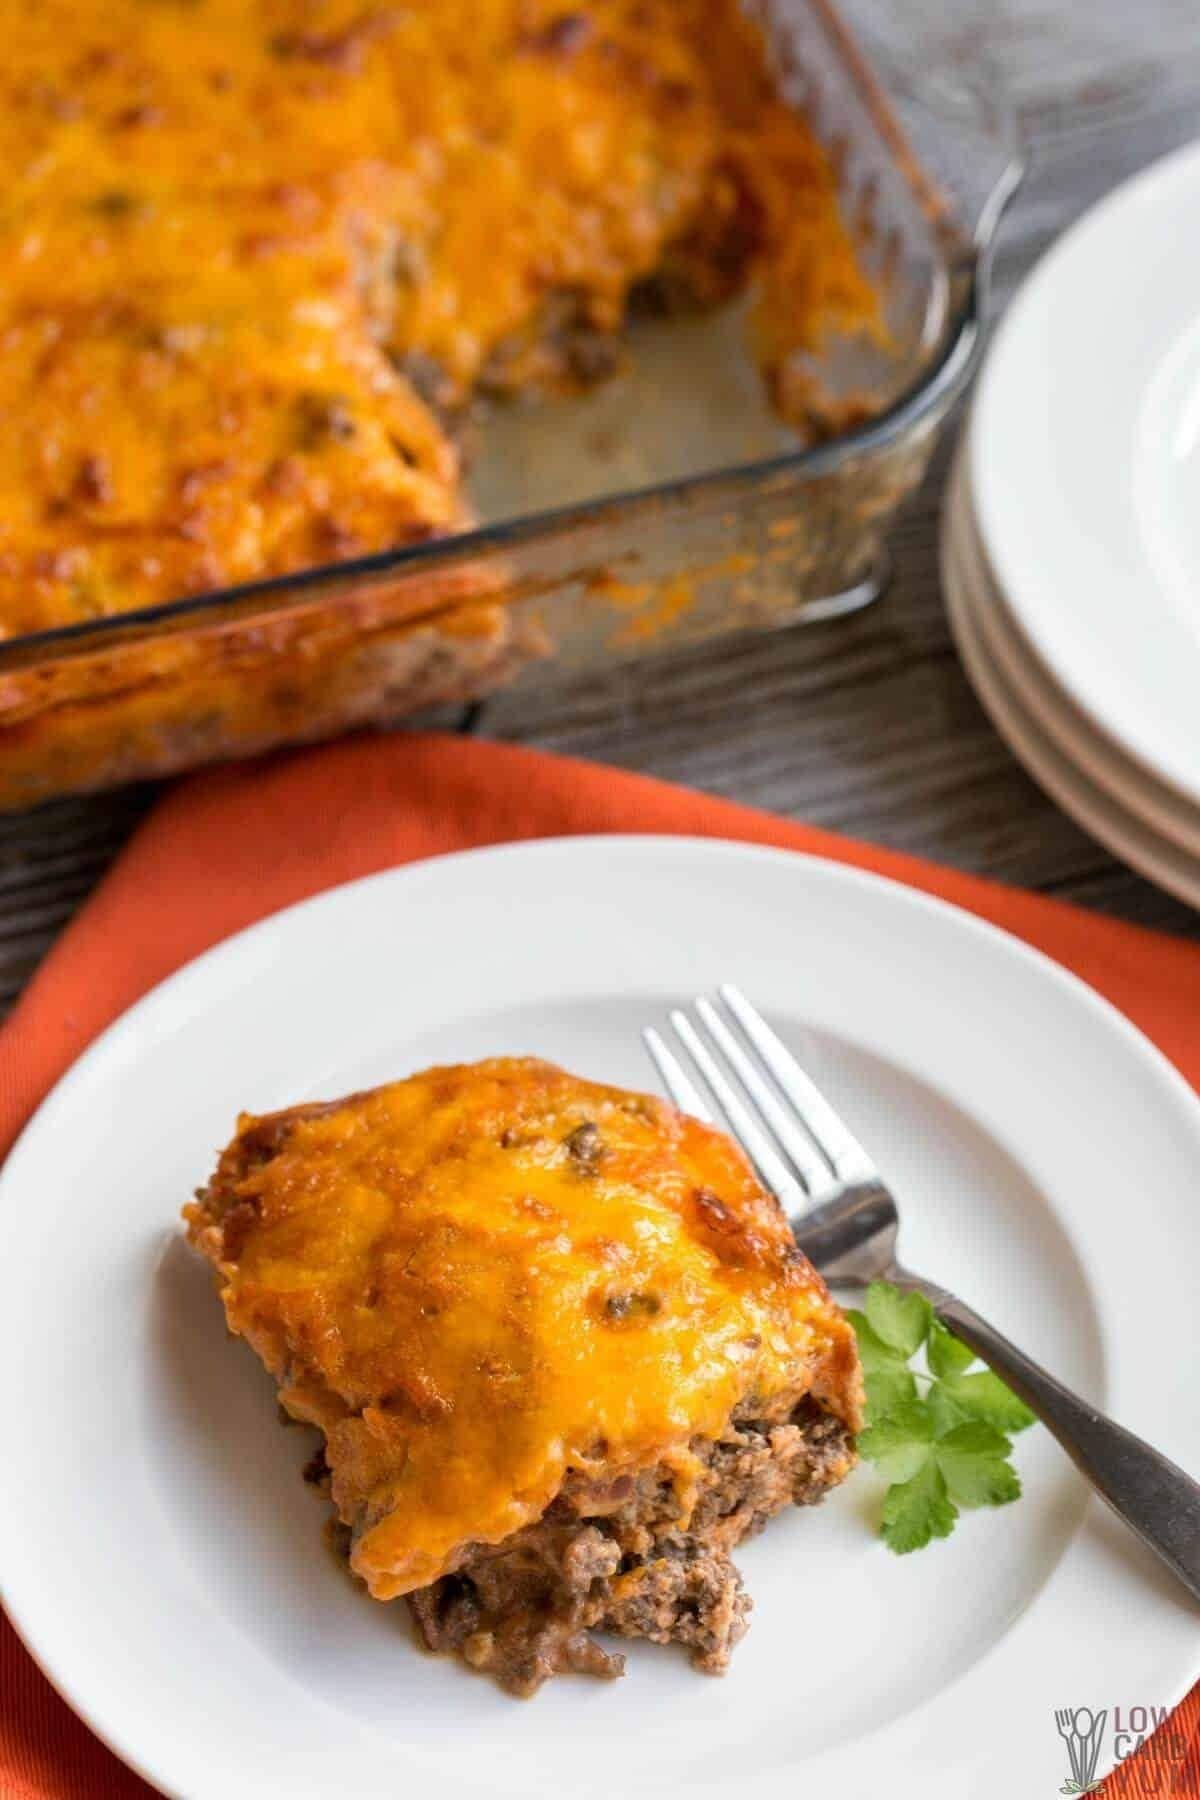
[{"left": 942, "top": 141, "right": 1200, "bottom": 909}]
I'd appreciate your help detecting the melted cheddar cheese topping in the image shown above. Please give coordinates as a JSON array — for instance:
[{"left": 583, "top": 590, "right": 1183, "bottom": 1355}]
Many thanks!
[
  {"left": 188, "top": 1057, "right": 863, "bottom": 1598},
  {"left": 0, "top": 0, "right": 874, "bottom": 634}
]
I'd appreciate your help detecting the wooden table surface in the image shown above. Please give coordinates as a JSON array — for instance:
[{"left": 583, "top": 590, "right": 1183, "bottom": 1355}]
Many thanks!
[{"left": 2, "top": 0, "right": 1198, "bottom": 1017}]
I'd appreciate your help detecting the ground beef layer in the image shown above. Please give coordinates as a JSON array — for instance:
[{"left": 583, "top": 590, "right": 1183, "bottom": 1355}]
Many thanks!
[{"left": 404, "top": 1394, "right": 854, "bottom": 1694}]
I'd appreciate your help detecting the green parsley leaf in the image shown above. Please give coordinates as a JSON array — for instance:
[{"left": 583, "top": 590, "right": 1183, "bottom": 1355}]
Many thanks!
[
  {"left": 934, "top": 1421, "right": 1022, "bottom": 1508},
  {"left": 858, "top": 1401, "right": 934, "bottom": 1484},
  {"left": 926, "top": 1379, "right": 971, "bottom": 1437},
  {"left": 864, "top": 1281, "right": 933, "bottom": 1358},
  {"left": 848, "top": 1281, "right": 1036, "bottom": 1551},
  {"left": 845, "top": 1309, "right": 908, "bottom": 1374},
  {"left": 879, "top": 1457, "right": 957, "bottom": 1553},
  {"left": 939, "top": 1369, "right": 1036, "bottom": 1434},
  {"left": 864, "top": 1364, "right": 918, "bottom": 1421},
  {"left": 926, "top": 1319, "right": 976, "bottom": 1380}
]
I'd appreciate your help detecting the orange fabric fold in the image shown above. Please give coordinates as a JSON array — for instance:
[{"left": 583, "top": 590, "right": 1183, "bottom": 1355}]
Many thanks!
[{"left": 0, "top": 731, "right": 1195, "bottom": 1798}]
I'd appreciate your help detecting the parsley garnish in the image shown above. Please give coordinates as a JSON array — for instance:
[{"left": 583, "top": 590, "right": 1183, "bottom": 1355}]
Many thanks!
[{"left": 848, "top": 1282, "right": 1035, "bottom": 1552}]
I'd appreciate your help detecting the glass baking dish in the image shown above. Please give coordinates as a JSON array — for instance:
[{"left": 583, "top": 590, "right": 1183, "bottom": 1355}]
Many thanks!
[{"left": 0, "top": 0, "right": 1021, "bottom": 810}]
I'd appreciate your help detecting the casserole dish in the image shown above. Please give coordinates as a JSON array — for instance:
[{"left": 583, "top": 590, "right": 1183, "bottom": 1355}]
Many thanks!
[{"left": 0, "top": 0, "right": 1019, "bottom": 808}]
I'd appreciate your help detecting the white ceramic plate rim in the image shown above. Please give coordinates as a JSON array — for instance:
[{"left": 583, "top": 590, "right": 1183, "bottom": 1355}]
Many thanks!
[
  {"left": 969, "top": 138, "right": 1200, "bottom": 809},
  {"left": 1, "top": 836, "right": 1198, "bottom": 1800},
  {"left": 942, "top": 478, "right": 1200, "bottom": 908},
  {"left": 950, "top": 452, "right": 1200, "bottom": 859}
]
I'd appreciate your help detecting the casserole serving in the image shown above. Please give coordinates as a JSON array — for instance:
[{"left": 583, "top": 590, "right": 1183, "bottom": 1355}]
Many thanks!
[{"left": 186, "top": 1057, "right": 863, "bottom": 1693}]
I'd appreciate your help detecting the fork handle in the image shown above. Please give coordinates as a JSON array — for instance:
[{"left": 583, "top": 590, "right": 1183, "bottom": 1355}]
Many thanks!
[{"left": 930, "top": 1290, "right": 1200, "bottom": 1603}]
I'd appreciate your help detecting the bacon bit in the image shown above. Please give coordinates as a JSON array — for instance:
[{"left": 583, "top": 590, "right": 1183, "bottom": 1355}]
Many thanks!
[
  {"left": 217, "top": 1195, "right": 262, "bottom": 1262},
  {"left": 595, "top": 37, "right": 693, "bottom": 103},
  {"left": 400, "top": 518, "right": 449, "bottom": 545},
  {"left": 178, "top": 460, "right": 235, "bottom": 506},
  {"left": 269, "top": 10, "right": 401, "bottom": 75},
  {"left": 563, "top": 1120, "right": 604, "bottom": 1171},
  {"left": 602, "top": 1290, "right": 662, "bottom": 1323},
  {"left": 691, "top": 1186, "right": 774, "bottom": 1271},
  {"left": 522, "top": 13, "right": 594, "bottom": 56},
  {"left": 312, "top": 516, "right": 363, "bottom": 560},
  {"left": 295, "top": 393, "right": 358, "bottom": 447},
  {"left": 261, "top": 456, "right": 308, "bottom": 499},
  {"left": 114, "top": 103, "right": 165, "bottom": 129},
  {"left": 694, "top": 1187, "right": 734, "bottom": 1230},
  {"left": 378, "top": 1372, "right": 453, "bottom": 1422},
  {"left": 91, "top": 189, "right": 139, "bottom": 218},
  {"left": 78, "top": 45, "right": 119, "bottom": 75},
  {"left": 73, "top": 454, "right": 114, "bottom": 506}
]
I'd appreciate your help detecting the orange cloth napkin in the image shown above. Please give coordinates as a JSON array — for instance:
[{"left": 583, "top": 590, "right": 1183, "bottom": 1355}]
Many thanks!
[{"left": 0, "top": 731, "right": 1196, "bottom": 1799}]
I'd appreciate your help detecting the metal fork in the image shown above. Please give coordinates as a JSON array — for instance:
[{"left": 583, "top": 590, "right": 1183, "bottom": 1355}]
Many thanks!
[{"left": 644, "top": 985, "right": 1200, "bottom": 1604}]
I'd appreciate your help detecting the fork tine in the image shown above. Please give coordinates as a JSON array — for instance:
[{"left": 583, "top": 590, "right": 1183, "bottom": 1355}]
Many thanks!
[
  {"left": 669, "top": 1009, "right": 808, "bottom": 1214},
  {"left": 719, "top": 984, "right": 877, "bottom": 1183},
  {"left": 642, "top": 1027, "right": 714, "bottom": 1123},
  {"left": 695, "top": 997, "right": 836, "bottom": 1201}
]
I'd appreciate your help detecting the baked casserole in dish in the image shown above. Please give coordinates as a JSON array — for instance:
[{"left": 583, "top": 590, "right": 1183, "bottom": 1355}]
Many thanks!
[
  {"left": 186, "top": 1058, "right": 863, "bottom": 1693},
  {"left": 4, "top": 0, "right": 871, "bottom": 633},
  {"left": 0, "top": 0, "right": 1008, "bottom": 804}
]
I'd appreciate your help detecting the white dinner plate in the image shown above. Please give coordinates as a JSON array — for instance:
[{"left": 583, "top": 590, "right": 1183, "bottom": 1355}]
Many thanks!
[
  {"left": 1, "top": 837, "right": 1198, "bottom": 1799},
  {"left": 942, "top": 463, "right": 1200, "bottom": 909},
  {"left": 970, "top": 139, "right": 1200, "bottom": 811},
  {"left": 950, "top": 452, "right": 1200, "bottom": 861}
]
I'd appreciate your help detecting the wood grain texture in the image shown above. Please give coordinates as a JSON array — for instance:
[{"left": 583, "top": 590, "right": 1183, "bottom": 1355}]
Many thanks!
[{"left": 0, "top": 0, "right": 1197, "bottom": 1019}]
